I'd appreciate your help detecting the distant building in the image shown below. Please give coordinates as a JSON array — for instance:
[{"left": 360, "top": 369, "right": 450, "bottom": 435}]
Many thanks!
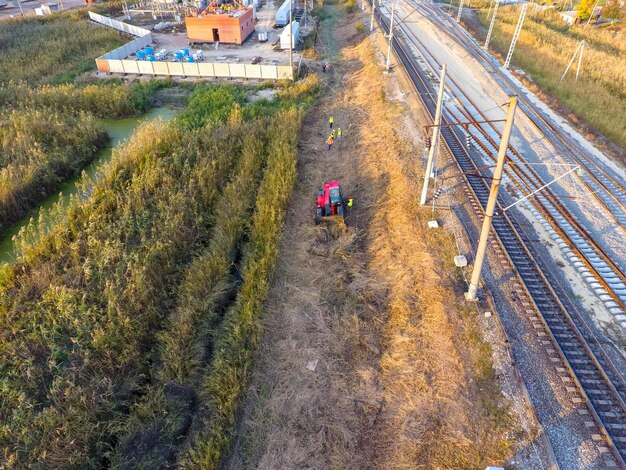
[
  {"left": 185, "top": 0, "right": 254, "bottom": 44},
  {"left": 559, "top": 10, "right": 579, "bottom": 26}
]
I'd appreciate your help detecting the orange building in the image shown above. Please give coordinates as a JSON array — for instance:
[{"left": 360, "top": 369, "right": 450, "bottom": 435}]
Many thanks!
[{"left": 186, "top": 0, "right": 254, "bottom": 44}]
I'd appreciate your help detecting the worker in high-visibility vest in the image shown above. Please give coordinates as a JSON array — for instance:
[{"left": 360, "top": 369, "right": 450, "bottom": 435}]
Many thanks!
[
  {"left": 337, "top": 128, "right": 342, "bottom": 138},
  {"left": 331, "top": 129, "right": 335, "bottom": 139},
  {"left": 329, "top": 116, "right": 334, "bottom": 129},
  {"left": 347, "top": 196, "right": 353, "bottom": 208},
  {"left": 327, "top": 136, "right": 334, "bottom": 151}
]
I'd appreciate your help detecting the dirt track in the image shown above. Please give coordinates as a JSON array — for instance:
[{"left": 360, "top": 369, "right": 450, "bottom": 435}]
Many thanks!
[{"left": 225, "top": 4, "right": 518, "bottom": 469}]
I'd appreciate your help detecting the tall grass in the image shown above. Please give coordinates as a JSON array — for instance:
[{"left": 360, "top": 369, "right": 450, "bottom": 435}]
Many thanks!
[
  {"left": 473, "top": 6, "right": 626, "bottom": 150},
  {"left": 0, "top": 10, "right": 126, "bottom": 85},
  {"left": 0, "top": 79, "right": 319, "bottom": 468},
  {"left": 180, "top": 107, "right": 305, "bottom": 468},
  {"left": 0, "top": 80, "right": 168, "bottom": 117},
  {"left": 0, "top": 107, "right": 108, "bottom": 233},
  {"left": 0, "top": 80, "right": 167, "bottom": 236}
]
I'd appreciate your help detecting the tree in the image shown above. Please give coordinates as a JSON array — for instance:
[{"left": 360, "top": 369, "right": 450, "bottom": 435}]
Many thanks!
[
  {"left": 576, "top": 0, "right": 594, "bottom": 19},
  {"left": 602, "top": 0, "right": 623, "bottom": 21}
]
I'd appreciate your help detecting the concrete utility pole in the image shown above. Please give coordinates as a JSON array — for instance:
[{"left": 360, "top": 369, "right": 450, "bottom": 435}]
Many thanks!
[
  {"left": 484, "top": 0, "right": 499, "bottom": 49},
  {"left": 289, "top": 0, "right": 293, "bottom": 72},
  {"left": 456, "top": 0, "right": 465, "bottom": 22},
  {"left": 561, "top": 40, "right": 585, "bottom": 82},
  {"left": 386, "top": 0, "right": 398, "bottom": 71},
  {"left": 585, "top": 0, "right": 600, "bottom": 25},
  {"left": 420, "top": 64, "right": 447, "bottom": 206},
  {"left": 370, "top": 0, "right": 376, "bottom": 31},
  {"left": 486, "top": 0, "right": 493, "bottom": 17},
  {"left": 16, "top": 0, "right": 24, "bottom": 16},
  {"left": 465, "top": 96, "right": 518, "bottom": 301},
  {"left": 504, "top": 3, "right": 527, "bottom": 69}
]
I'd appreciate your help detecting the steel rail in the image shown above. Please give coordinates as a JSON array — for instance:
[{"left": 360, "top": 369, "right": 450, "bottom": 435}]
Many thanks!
[
  {"left": 373, "top": 5, "right": 626, "bottom": 466},
  {"left": 398, "top": 21, "right": 626, "bottom": 312},
  {"left": 412, "top": 0, "right": 626, "bottom": 225}
]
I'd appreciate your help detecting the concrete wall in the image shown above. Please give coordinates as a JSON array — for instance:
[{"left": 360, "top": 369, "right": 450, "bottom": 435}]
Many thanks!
[
  {"left": 90, "top": 11, "right": 293, "bottom": 80},
  {"left": 95, "top": 58, "right": 293, "bottom": 80}
]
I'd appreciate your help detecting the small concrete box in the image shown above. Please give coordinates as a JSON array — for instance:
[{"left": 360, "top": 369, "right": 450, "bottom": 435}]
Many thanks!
[{"left": 454, "top": 255, "right": 468, "bottom": 268}]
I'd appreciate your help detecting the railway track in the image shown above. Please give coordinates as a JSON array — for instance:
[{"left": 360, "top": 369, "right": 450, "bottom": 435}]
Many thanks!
[
  {"left": 414, "top": 0, "right": 626, "bottom": 228},
  {"left": 372, "top": 4, "right": 626, "bottom": 466},
  {"left": 395, "top": 18, "right": 626, "bottom": 317}
]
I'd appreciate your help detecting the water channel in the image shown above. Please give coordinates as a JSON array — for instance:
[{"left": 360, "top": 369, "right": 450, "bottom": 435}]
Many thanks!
[{"left": 0, "top": 107, "right": 177, "bottom": 264}]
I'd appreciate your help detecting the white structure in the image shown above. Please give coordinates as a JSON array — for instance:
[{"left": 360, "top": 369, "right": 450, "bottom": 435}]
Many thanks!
[
  {"left": 275, "top": 0, "right": 295, "bottom": 26},
  {"left": 280, "top": 20, "right": 299, "bottom": 50},
  {"left": 559, "top": 10, "right": 578, "bottom": 26}
]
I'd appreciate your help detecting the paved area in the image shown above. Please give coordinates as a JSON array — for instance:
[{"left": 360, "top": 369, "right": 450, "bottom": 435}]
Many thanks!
[
  {"left": 114, "top": 0, "right": 313, "bottom": 65},
  {"left": 0, "top": 0, "right": 85, "bottom": 19}
]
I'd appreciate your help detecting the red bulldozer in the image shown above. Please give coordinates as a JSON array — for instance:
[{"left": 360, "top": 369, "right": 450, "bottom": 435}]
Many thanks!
[{"left": 315, "top": 181, "right": 349, "bottom": 225}]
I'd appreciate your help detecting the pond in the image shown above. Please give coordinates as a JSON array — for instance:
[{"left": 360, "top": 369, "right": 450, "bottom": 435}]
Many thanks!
[{"left": 0, "top": 107, "right": 177, "bottom": 264}]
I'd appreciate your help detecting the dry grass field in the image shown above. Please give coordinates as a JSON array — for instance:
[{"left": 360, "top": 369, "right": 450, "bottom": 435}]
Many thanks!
[{"left": 465, "top": 5, "right": 626, "bottom": 157}]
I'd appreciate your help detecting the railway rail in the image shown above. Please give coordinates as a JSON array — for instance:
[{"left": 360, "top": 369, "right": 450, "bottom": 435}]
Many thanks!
[
  {"left": 395, "top": 17, "right": 626, "bottom": 318},
  {"left": 372, "top": 4, "right": 626, "bottom": 466},
  {"left": 414, "top": 0, "right": 626, "bottom": 228}
]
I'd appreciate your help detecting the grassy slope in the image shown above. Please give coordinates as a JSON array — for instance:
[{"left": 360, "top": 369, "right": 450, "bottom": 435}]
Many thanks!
[
  {"left": 467, "top": 5, "right": 626, "bottom": 153},
  {"left": 0, "top": 81, "right": 318, "bottom": 468},
  {"left": 0, "top": 9, "right": 126, "bottom": 85}
]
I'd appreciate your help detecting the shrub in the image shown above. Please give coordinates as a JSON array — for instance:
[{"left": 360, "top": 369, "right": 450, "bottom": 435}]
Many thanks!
[{"left": 0, "top": 108, "right": 108, "bottom": 234}]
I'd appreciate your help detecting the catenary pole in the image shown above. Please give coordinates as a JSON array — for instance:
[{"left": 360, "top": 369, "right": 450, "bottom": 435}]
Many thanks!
[
  {"left": 289, "top": 0, "right": 293, "bottom": 73},
  {"left": 575, "top": 40, "right": 585, "bottom": 81},
  {"left": 484, "top": 0, "right": 499, "bottom": 49},
  {"left": 370, "top": 0, "right": 376, "bottom": 31},
  {"left": 504, "top": 3, "right": 527, "bottom": 69},
  {"left": 465, "top": 96, "right": 518, "bottom": 301},
  {"left": 386, "top": 0, "right": 397, "bottom": 71},
  {"left": 420, "top": 64, "right": 447, "bottom": 205},
  {"left": 456, "top": 0, "right": 465, "bottom": 22}
]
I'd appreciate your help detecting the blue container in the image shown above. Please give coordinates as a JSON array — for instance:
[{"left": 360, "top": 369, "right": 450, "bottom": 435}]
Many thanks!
[
  {"left": 147, "top": 55, "right": 156, "bottom": 62},
  {"left": 174, "top": 51, "right": 184, "bottom": 61},
  {"left": 144, "top": 46, "right": 154, "bottom": 55},
  {"left": 181, "top": 48, "right": 190, "bottom": 56},
  {"left": 136, "top": 50, "right": 146, "bottom": 60},
  {"left": 186, "top": 56, "right": 195, "bottom": 63}
]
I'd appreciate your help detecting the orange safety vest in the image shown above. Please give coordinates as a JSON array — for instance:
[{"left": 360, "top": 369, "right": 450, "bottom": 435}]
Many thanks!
[{"left": 327, "top": 137, "right": 333, "bottom": 145}]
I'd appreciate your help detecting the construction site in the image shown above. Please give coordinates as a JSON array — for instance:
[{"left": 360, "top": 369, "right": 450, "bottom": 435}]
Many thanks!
[{"left": 87, "top": 0, "right": 311, "bottom": 79}]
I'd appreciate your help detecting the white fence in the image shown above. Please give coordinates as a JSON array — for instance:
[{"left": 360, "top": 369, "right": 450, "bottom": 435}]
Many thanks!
[
  {"left": 90, "top": 11, "right": 294, "bottom": 80},
  {"left": 89, "top": 11, "right": 151, "bottom": 37}
]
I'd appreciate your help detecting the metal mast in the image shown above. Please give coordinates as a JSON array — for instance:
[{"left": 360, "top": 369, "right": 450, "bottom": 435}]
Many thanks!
[{"left": 504, "top": 3, "right": 527, "bottom": 69}]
